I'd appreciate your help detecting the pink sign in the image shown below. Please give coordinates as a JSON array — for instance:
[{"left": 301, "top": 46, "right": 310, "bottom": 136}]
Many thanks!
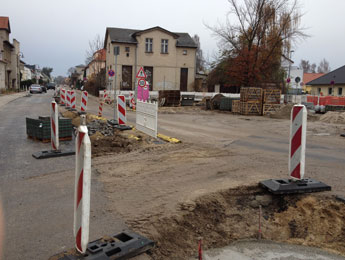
[{"left": 137, "top": 82, "right": 150, "bottom": 102}]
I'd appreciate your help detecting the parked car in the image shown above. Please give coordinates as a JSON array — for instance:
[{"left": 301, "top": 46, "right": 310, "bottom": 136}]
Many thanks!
[
  {"left": 29, "top": 84, "right": 43, "bottom": 94},
  {"left": 47, "top": 83, "right": 56, "bottom": 90}
]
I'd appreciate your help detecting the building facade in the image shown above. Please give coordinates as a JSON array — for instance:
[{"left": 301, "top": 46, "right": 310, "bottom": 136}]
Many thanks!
[
  {"left": 104, "top": 26, "right": 197, "bottom": 92},
  {"left": 0, "top": 17, "right": 21, "bottom": 90},
  {"left": 307, "top": 65, "right": 345, "bottom": 96}
]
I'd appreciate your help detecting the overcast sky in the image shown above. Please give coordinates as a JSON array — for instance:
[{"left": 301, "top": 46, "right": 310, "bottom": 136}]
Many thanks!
[{"left": 2, "top": 0, "right": 345, "bottom": 76}]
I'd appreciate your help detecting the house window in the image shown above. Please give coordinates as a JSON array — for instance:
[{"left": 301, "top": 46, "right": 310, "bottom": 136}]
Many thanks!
[
  {"left": 161, "top": 39, "right": 168, "bottom": 53},
  {"left": 108, "top": 43, "right": 110, "bottom": 53},
  {"left": 183, "top": 50, "right": 187, "bottom": 55},
  {"left": 318, "top": 88, "right": 321, "bottom": 95},
  {"left": 338, "top": 87, "right": 343, "bottom": 96},
  {"left": 328, "top": 87, "right": 332, "bottom": 95},
  {"left": 125, "top": 47, "right": 130, "bottom": 52},
  {"left": 145, "top": 38, "right": 153, "bottom": 52}
]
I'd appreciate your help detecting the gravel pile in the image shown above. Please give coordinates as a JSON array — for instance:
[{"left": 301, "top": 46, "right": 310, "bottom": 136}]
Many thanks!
[{"left": 87, "top": 120, "right": 114, "bottom": 136}]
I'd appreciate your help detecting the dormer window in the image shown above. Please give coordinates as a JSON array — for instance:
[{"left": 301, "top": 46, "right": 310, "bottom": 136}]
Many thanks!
[
  {"left": 183, "top": 50, "right": 187, "bottom": 55},
  {"left": 161, "top": 39, "right": 168, "bottom": 54}
]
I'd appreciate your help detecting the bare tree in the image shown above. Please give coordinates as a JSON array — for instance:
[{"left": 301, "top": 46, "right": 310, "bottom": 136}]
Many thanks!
[
  {"left": 206, "top": 0, "right": 307, "bottom": 88},
  {"left": 311, "top": 63, "right": 317, "bottom": 73},
  {"left": 85, "top": 34, "right": 104, "bottom": 65},
  {"left": 193, "top": 34, "right": 205, "bottom": 73},
  {"left": 317, "top": 58, "right": 331, "bottom": 73},
  {"left": 299, "top": 59, "right": 310, "bottom": 72}
]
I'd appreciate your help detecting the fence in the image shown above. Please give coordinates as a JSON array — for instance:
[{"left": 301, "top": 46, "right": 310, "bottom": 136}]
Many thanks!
[{"left": 136, "top": 100, "right": 158, "bottom": 138}]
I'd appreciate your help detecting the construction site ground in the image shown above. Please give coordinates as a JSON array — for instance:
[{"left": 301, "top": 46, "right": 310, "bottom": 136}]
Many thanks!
[
  {"left": 67, "top": 90, "right": 345, "bottom": 259},
  {"left": 1, "top": 90, "right": 345, "bottom": 259}
]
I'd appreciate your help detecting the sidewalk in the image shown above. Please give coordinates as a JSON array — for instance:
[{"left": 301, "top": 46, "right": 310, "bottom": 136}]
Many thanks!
[{"left": 0, "top": 92, "right": 27, "bottom": 110}]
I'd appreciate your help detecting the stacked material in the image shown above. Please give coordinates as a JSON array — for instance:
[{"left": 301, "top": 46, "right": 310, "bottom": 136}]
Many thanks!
[
  {"left": 240, "top": 88, "right": 263, "bottom": 115},
  {"left": 26, "top": 116, "right": 73, "bottom": 142},
  {"left": 232, "top": 100, "right": 240, "bottom": 114},
  {"left": 158, "top": 90, "right": 181, "bottom": 106},
  {"left": 263, "top": 89, "right": 281, "bottom": 115}
]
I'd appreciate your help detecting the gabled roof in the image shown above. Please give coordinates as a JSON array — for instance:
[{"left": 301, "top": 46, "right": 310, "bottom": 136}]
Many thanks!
[
  {"left": 93, "top": 49, "right": 106, "bottom": 61},
  {"left": 307, "top": 65, "right": 345, "bottom": 85},
  {"left": 105, "top": 26, "right": 197, "bottom": 48},
  {"left": 0, "top": 17, "right": 10, "bottom": 33},
  {"left": 303, "top": 73, "right": 324, "bottom": 85}
]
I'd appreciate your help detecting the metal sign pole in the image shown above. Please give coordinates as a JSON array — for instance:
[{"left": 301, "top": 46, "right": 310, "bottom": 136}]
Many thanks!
[{"left": 114, "top": 53, "right": 118, "bottom": 121}]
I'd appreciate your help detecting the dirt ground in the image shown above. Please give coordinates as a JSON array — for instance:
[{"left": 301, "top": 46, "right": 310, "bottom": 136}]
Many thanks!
[{"left": 60, "top": 94, "right": 345, "bottom": 259}]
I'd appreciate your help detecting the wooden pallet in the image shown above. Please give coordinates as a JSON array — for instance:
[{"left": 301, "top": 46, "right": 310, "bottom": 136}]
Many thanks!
[
  {"left": 263, "top": 89, "right": 281, "bottom": 104},
  {"left": 263, "top": 104, "right": 281, "bottom": 115},
  {"left": 240, "top": 87, "right": 263, "bottom": 102},
  {"left": 232, "top": 100, "right": 240, "bottom": 114},
  {"left": 240, "top": 101, "right": 262, "bottom": 115}
]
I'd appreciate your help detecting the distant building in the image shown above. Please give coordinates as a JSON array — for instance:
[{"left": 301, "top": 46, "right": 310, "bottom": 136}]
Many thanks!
[
  {"left": 104, "top": 26, "right": 197, "bottom": 91},
  {"left": 281, "top": 55, "right": 303, "bottom": 94},
  {"left": 307, "top": 65, "right": 345, "bottom": 96},
  {"left": 302, "top": 73, "right": 324, "bottom": 94},
  {"left": 86, "top": 49, "right": 106, "bottom": 78},
  {"left": 75, "top": 64, "right": 85, "bottom": 81},
  {"left": 0, "top": 16, "right": 22, "bottom": 90}
]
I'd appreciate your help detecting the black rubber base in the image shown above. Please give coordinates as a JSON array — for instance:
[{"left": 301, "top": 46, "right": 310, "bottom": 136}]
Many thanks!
[
  {"left": 260, "top": 178, "right": 331, "bottom": 195},
  {"left": 107, "top": 119, "right": 118, "bottom": 126},
  {"left": 52, "top": 231, "right": 154, "bottom": 260},
  {"left": 32, "top": 150, "right": 75, "bottom": 159},
  {"left": 113, "top": 125, "right": 132, "bottom": 131}
]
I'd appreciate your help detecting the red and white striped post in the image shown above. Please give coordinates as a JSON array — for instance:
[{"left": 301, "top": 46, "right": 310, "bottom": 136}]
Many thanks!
[
  {"left": 129, "top": 92, "right": 136, "bottom": 110},
  {"left": 66, "top": 90, "right": 71, "bottom": 108},
  {"left": 289, "top": 105, "right": 307, "bottom": 180},
  {"left": 51, "top": 101, "right": 59, "bottom": 150},
  {"left": 74, "top": 115, "right": 91, "bottom": 253},
  {"left": 71, "top": 90, "right": 76, "bottom": 109},
  {"left": 60, "top": 88, "right": 66, "bottom": 106},
  {"left": 117, "top": 95, "right": 126, "bottom": 125},
  {"left": 81, "top": 91, "right": 88, "bottom": 112},
  {"left": 98, "top": 99, "right": 103, "bottom": 117}
]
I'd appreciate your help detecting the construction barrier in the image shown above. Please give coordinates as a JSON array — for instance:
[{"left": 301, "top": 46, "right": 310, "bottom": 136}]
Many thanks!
[
  {"left": 51, "top": 101, "right": 59, "bottom": 150},
  {"left": 98, "top": 99, "right": 103, "bottom": 117},
  {"left": 74, "top": 115, "right": 92, "bottom": 253},
  {"left": 136, "top": 100, "right": 158, "bottom": 138},
  {"left": 307, "top": 95, "right": 345, "bottom": 106},
  {"left": 129, "top": 92, "right": 135, "bottom": 109},
  {"left": 81, "top": 91, "right": 88, "bottom": 112},
  {"left": 60, "top": 88, "right": 66, "bottom": 106},
  {"left": 117, "top": 95, "right": 126, "bottom": 125},
  {"left": 289, "top": 105, "right": 307, "bottom": 180},
  {"left": 71, "top": 90, "right": 76, "bottom": 109},
  {"left": 66, "top": 90, "right": 71, "bottom": 108}
]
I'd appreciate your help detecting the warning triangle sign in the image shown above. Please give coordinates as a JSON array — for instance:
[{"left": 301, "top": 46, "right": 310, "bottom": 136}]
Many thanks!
[{"left": 136, "top": 67, "right": 147, "bottom": 78}]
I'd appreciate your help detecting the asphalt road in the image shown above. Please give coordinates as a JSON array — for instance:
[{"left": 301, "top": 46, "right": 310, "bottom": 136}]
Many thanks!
[{"left": 0, "top": 91, "right": 127, "bottom": 260}]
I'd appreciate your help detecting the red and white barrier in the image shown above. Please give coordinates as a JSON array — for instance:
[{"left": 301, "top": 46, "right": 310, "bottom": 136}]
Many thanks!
[
  {"left": 51, "top": 101, "right": 59, "bottom": 150},
  {"left": 129, "top": 92, "right": 136, "bottom": 109},
  {"left": 60, "top": 88, "right": 66, "bottom": 106},
  {"left": 289, "top": 105, "right": 307, "bottom": 180},
  {"left": 66, "top": 90, "right": 71, "bottom": 108},
  {"left": 117, "top": 95, "right": 126, "bottom": 125},
  {"left": 74, "top": 116, "right": 91, "bottom": 253},
  {"left": 71, "top": 90, "right": 76, "bottom": 109},
  {"left": 81, "top": 91, "right": 88, "bottom": 112},
  {"left": 98, "top": 99, "right": 103, "bottom": 117}
]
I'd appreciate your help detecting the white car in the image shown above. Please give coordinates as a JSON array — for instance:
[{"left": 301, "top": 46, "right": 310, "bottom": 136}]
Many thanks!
[{"left": 29, "top": 84, "right": 43, "bottom": 94}]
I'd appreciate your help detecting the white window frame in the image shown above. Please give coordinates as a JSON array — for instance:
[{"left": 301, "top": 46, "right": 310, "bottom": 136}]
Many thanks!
[
  {"left": 145, "top": 38, "right": 153, "bottom": 53},
  {"left": 161, "top": 39, "right": 168, "bottom": 54}
]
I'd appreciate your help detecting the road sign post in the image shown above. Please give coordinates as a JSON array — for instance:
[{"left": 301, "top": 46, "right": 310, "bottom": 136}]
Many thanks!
[{"left": 136, "top": 67, "right": 147, "bottom": 103}]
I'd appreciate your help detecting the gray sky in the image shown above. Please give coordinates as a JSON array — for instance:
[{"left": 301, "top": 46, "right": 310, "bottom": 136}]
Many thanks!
[{"left": 2, "top": 0, "right": 345, "bottom": 76}]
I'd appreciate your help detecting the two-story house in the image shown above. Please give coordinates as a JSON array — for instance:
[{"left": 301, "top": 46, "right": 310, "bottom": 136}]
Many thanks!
[
  {"left": 0, "top": 16, "right": 21, "bottom": 90},
  {"left": 86, "top": 49, "right": 106, "bottom": 78},
  {"left": 104, "top": 26, "right": 197, "bottom": 92}
]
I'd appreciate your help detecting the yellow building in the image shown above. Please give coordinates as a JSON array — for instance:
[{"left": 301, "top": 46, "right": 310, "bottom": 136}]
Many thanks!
[
  {"left": 104, "top": 26, "right": 197, "bottom": 91},
  {"left": 307, "top": 65, "right": 345, "bottom": 96}
]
